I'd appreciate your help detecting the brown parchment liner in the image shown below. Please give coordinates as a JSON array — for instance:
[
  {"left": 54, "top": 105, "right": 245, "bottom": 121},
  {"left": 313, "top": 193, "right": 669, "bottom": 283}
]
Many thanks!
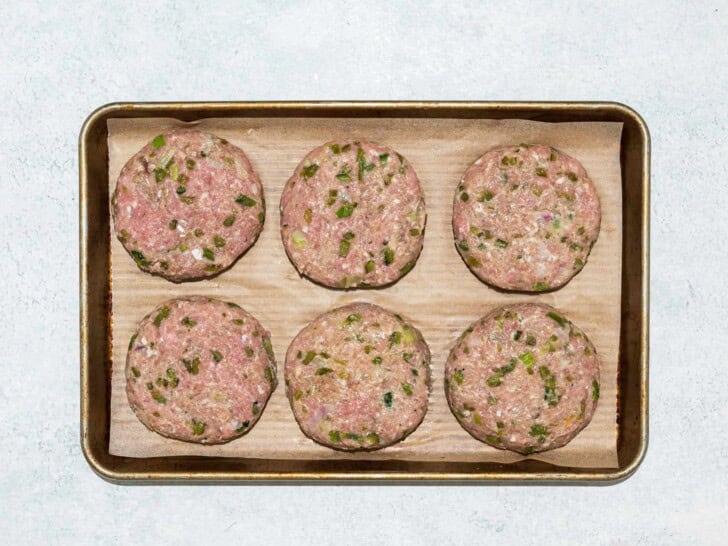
[{"left": 107, "top": 117, "right": 622, "bottom": 468}]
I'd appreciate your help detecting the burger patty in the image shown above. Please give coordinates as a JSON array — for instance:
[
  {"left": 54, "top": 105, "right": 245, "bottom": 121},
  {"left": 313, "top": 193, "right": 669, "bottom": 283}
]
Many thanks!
[
  {"left": 452, "top": 144, "right": 601, "bottom": 291},
  {"left": 126, "top": 296, "right": 276, "bottom": 444},
  {"left": 113, "top": 130, "right": 265, "bottom": 281},
  {"left": 285, "top": 302, "right": 431, "bottom": 450},
  {"left": 280, "top": 140, "right": 426, "bottom": 288},
  {"left": 445, "top": 303, "right": 600, "bottom": 454}
]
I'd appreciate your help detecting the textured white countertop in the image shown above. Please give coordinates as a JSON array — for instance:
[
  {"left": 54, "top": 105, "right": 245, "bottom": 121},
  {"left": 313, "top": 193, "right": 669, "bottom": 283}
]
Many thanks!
[{"left": 1, "top": 1, "right": 726, "bottom": 544}]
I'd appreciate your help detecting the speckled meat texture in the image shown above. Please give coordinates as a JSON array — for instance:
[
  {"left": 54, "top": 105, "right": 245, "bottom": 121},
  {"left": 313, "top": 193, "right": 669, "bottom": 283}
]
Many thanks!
[
  {"left": 445, "top": 303, "right": 600, "bottom": 454},
  {"left": 126, "top": 297, "right": 276, "bottom": 444},
  {"left": 280, "top": 140, "right": 426, "bottom": 288},
  {"left": 285, "top": 303, "right": 431, "bottom": 451},
  {"left": 452, "top": 144, "right": 601, "bottom": 291},
  {"left": 112, "top": 130, "right": 265, "bottom": 281}
]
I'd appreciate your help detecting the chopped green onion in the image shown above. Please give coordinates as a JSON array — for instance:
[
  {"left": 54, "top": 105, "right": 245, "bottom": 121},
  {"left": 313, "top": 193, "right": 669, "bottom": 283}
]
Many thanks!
[{"left": 236, "top": 194, "right": 257, "bottom": 207}]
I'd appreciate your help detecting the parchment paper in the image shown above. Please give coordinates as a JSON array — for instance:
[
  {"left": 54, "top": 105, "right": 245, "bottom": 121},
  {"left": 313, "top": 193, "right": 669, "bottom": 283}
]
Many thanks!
[{"left": 107, "top": 116, "right": 622, "bottom": 468}]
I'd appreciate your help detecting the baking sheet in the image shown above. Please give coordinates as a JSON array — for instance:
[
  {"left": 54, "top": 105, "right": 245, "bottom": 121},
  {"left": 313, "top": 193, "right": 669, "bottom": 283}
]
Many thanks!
[{"left": 107, "top": 116, "right": 622, "bottom": 468}]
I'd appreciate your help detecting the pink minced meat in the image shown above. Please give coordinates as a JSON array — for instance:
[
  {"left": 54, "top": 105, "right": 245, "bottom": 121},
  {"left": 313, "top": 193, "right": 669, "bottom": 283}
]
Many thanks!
[
  {"left": 445, "top": 303, "right": 600, "bottom": 454},
  {"left": 285, "top": 302, "right": 431, "bottom": 451},
  {"left": 452, "top": 144, "right": 601, "bottom": 291},
  {"left": 280, "top": 140, "right": 426, "bottom": 288},
  {"left": 126, "top": 296, "right": 276, "bottom": 444},
  {"left": 112, "top": 130, "right": 265, "bottom": 282}
]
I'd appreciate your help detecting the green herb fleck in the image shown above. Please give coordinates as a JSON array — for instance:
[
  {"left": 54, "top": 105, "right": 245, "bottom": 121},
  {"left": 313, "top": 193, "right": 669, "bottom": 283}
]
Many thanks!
[
  {"left": 479, "top": 190, "right": 494, "bottom": 202},
  {"left": 547, "top": 312, "right": 567, "bottom": 327},
  {"left": 303, "top": 351, "right": 316, "bottom": 365},
  {"left": 364, "top": 259, "right": 375, "bottom": 274},
  {"left": 262, "top": 337, "right": 274, "bottom": 359},
  {"left": 329, "top": 430, "right": 341, "bottom": 443},
  {"left": 539, "top": 366, "right": 560, "bottom": 407},
  {"left": 466, "top": 255, "right": 481, "bottom": 267},
  {"left": 519, "top": 352, "right": 536, "bottom": 366},
  {"left": 182, "top": 357, "right": 200, "bottom": 375},
  {"left": 529, "top": 424, "right": 548, "bottom": 437},
  {"left": 383, "top": 391, "right": 393, "bottom": 408},
  {"left": 165, "top": 368, "right": 179, "bottom": 387},
  {"left": 453, "top": 369, "right": 464, "bottom": 385},
  {"left": 495, "top": 239, "right": 508, "bottom": 248},
  {"left": 131, "top": 366, "right": 140, "bottom": 378},
  {"left": 131, "top": 250, "right": 151, "bottom": 268},
  {"left": 357, "top": 147, "right": 374, "bottom": 180},
  {"left": 153, "top": 306, "right": 170, "bottom": 327},
  {"left": 223, "top": 214, "right": 236, "bottom": 227},
  {"left": 236, "top": 194, "right": 257, "bottom": 207},
  {"left": 301, "top": 164, "right": 319, "bottom": 179},
  {"left": 399, "top": 260, "right": 415, "bottom": 275},
  {"left": 336, "top": 202, "right": 356, "bottom": 218},
  {"left": 344, "top": 313, "right": 361, "bottom": 325},
  {"left": 315, "top": 367, "right": 333, "bottom": 375},
  {"left": 339, "top": 239, "right": 351, "bottom": 257},
  {"left": 592, "top": 380, "right": 600, "bottom": 401},
  {"left": 264, "top": 366, "right": 275, "bottom": 385},
  {"left": 191, "top": 419, "right": 206, "bottom": 435},
  {"left": 366, "top": 432, "right": 380, "bottom": 445},
  {"left": 402, "top": 383, "right": 413, "bottom": 396},
  {"left": 336, "top": 164, "right": 352, "bottom": 182},
  {"left": 535, "top": 167, "right": 548, "bottom": 177},
  {"left": 151, "top": 390, "right": 166, "bottom": 404}
]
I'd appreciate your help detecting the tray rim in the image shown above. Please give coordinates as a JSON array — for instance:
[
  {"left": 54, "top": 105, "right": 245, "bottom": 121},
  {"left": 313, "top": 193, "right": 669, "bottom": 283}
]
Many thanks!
[{"left": 80, "top": 100, "right": 649, "bottom": 483}]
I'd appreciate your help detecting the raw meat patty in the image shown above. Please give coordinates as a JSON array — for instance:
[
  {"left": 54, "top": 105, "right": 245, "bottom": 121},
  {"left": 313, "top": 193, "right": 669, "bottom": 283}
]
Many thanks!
[
  {"left": 280, "top": 140, "right": 426, "bottom": 288},
  {"left": 445, "top": 303, "right": 600, "bottom": 454},
  {"left": 112, "top": 130, "right": 265, "bottom": 281},
  {"left": 452, "top": 144, "right": 601, "bottom": 291},
  {"left": 285, "top": 302, "right": 431, "bottom": 450},
  {"left": 126, "top": 296, "right": 276, "bottom": 444}
]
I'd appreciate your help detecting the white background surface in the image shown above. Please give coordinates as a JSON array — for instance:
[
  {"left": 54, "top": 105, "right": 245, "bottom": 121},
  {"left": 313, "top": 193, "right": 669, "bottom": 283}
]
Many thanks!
[{"left": 1, "top": 1, "right": 726, "bottom": 544}]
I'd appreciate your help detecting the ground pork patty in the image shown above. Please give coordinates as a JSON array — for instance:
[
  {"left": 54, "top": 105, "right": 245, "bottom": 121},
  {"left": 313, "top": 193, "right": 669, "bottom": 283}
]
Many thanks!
[
  {"left": 285, "top": 302, "right": 431, "bottom": 451},
  {"left": 452, "top": 144, "right": 601, "bottom": 291},
  {"left": 445, "top": 303, "right": 600, "bottom": 454},
  {"left": 126, "top": 296, "right": 276, "bottom": 444},
  {"left": 280, "top": 140, "right": 426, "bottom": 288},
  {"left": 112, "top": 130, "right": 265, "bottom": 281}
]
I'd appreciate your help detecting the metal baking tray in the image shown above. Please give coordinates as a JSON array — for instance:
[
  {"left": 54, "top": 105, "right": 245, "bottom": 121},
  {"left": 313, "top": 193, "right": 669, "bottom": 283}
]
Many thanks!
[{"left": 79, "top": 101, "right": 649, "bottom": 483}]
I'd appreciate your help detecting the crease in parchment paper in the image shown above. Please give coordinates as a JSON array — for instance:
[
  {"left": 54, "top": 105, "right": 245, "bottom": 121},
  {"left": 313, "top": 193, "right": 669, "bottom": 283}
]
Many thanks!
[{"left": 107, "top": 117, "right": 622, "bottom": 468}]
